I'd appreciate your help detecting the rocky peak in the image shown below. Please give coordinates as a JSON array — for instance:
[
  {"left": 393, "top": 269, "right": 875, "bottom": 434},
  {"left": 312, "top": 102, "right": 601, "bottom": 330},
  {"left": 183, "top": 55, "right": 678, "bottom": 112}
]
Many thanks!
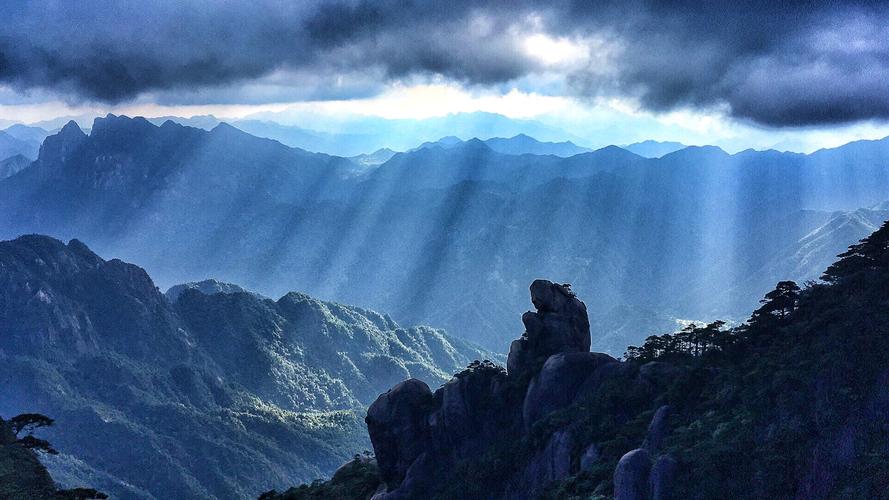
[
  {"left": 507, "top": 279, "right": 591, "bottom": 381},
  {"left": 87, "top": 114, "right": 159, "bottom": 151},
  {"left": 365, "top": 379, "right": 434, "bottom": 489},
  {"left": 35, "top": 120, "right": 86, "bottom": 167},
  {"left": 0, "top": 234, "right": 187, "bottom": 363},
  {"left": 58, "top": 120, "right": 86, "bottom": 139},
  {"left": 366, "top": 279, "right": 607, "bottom": 499},
  {"left": 90, "top": 113, "right": 152, "bottom": 134},
  {"left": 165, "top": 278, "right": 261, "bottom": 303},
  {"left": 209, "top": 122, "right": 242, "bottom": 136}
]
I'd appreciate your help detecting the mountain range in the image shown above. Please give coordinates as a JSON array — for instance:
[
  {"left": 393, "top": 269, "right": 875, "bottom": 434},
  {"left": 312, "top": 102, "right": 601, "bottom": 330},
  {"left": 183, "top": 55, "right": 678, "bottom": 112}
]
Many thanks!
[
  {"left": 621, "top": 140, "right": 687, "bottom": 158},
  {"left": 2, "top": 115, "right": 888, "bottom": 356},
  {"left": 410, "top": 134, "right": 592, "bottom": 157},
  {"left": 0, "top": 155, "right": 30, "bottom": 180},
  {"left": 0, "top": 235, "right": 486, "bottom": 498},
  {"left": 142, "top": 112, "right": 589, "bottom": 157},
  {"left": 3, "top": 115, "right": 889, "bottom": 499},
  {"left": 3, "top": 113, "right": 706, "bottom": 161},
  {"left": 0, "top": 124, "right": 53, "bottom": 161},
  {"left": 0, "top": 131, "right": 38, "bottom": 162}
]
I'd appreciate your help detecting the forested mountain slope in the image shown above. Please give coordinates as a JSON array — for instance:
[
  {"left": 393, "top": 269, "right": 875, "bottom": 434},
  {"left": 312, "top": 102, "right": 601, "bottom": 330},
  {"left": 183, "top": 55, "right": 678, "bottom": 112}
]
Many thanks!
[
  {"left": 0, "top": 235, "right": 485, "bottom": 498},
  {"left": 284, "top": 221, "right": 889, "bottom": 499}
]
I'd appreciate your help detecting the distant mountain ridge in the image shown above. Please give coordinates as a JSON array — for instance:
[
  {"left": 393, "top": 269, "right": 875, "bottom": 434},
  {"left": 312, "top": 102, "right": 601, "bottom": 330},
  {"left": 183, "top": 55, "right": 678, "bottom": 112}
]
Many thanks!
[
  {"left": 484, "top": 134, "right": 592, "bottom": 157},
  {"left": 0, "top": 234, "right": 488, "bottom": 498},
  {"left": 3, "top": 115, "right": 889, "bottom": 355},
  {"left": 142, "top": 112, "right": 586, "bottom": 156},
  {"left": 165, "top": 278, "right": 266, "bottom": 302},
  {"left": 0, "top": 115, "right": 356, "bottom": 242},
  {"left": 348, "top": 148, "right": 398, "bottom": 167},
  {"left": 0, "top": 124, "right": 51, "bottom": 161},
  {"left": 413, "top": 134, "right": 592, "bottom": 157},
  {"left": 3, "top": 124, "right": 52, "bottom": 146},
  {"left": 0, "top": 131, "right": 39, "bottom": 161},
  {"left": 0, "top": 154, "right": 30, "bottom": 179},
  {"left": 622, "top": 139, "right": 687, "bottom": 158}
]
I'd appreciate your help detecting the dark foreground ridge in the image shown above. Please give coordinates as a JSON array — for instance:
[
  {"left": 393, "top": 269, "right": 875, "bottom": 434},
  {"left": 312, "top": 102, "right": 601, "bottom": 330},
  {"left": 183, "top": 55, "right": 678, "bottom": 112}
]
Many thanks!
[{"left": 274, "top": 222, "right": 889, "bottom": 499}]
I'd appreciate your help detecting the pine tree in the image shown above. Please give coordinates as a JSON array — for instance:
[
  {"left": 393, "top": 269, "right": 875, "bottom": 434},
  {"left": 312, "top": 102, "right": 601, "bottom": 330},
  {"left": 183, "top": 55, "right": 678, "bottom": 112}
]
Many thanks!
[
  {"left": 749, "top": 281, "right": 800, "bottom": 327},
  {"left": 4, "top": 413, "right": 59, "bottom": 455},
  {"left": 822, "top": 220, "right": 889, "bottom": 283}
]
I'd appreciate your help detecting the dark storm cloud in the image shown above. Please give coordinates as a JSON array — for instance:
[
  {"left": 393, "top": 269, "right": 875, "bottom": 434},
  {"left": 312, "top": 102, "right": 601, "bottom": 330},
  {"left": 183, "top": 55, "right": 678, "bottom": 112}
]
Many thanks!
[
  {"left": 562, "top": 0, "right": 889, "bottom": 126},
  {"left": 1, "top": 0, "right": 887, "bottom": 126}
]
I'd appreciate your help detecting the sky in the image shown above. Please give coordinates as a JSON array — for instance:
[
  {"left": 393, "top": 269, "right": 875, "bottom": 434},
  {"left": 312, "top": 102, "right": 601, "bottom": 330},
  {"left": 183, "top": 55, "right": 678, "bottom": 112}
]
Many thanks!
[{"left": 2, "top": 0, "right": 889, "bottom": 152}]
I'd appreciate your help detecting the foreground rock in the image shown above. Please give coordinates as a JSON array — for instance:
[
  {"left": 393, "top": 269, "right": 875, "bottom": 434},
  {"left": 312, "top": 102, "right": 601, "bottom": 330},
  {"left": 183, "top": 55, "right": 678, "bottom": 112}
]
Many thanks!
[
  {"left": 507, "top": 280, "right": 591, "bottom": 381},
  {"left": 363, "top": 280, "right": 650, "bottom": 499},
  {"left": 366, "top": 379, "right": 434, "bottom": 490}
]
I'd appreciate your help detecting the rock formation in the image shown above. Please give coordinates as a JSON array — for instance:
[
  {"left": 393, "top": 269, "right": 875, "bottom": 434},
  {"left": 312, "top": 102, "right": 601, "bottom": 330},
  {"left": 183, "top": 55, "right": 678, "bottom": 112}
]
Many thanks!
[
  {"left": 523, "top": 351, "right": 616, "bottom": 429},
  {"left": 507, "top": 280, "right": 591, "bottom": 381},
  {"left": 365, "top": 280, "right": 670, "bottom": 499},
  {"left": 613, "top": 405, "right": 676, "bottom": 500},
  {"left": 33, "top": 120, "right": 86, "bottom": 173},
  {"left": 366, "top": 379, "right": 434, "bottom": 491},
  {"left": 288, "top": 221, "right": 889, "bottom": 498},
  {"left": 614, "top": 448, "right": 652, "bottom": 500}
]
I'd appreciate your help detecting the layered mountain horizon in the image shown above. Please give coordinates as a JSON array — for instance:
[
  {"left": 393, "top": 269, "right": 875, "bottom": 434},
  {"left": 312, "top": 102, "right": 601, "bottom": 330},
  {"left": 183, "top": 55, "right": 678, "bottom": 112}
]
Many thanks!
[
  {"left": 15, "top": 109, "right": 847, "bottom": 163},
  {"left": 3, "top": 114, "right": 889, "bottom": 499},
  {"left": 2, "top": 114, "right": 888, "bottom": 355},
  {"left": 5, "top": 4, "right": 889, "bottom": 499},
  {"left": 7, "top": 111, "right": 886, "bottom": 166}
]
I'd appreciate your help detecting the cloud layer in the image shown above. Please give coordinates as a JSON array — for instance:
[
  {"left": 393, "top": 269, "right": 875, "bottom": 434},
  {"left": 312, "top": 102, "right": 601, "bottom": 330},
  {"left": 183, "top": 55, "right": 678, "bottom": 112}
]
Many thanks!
[{"left": 1, "top": 0, "right": 887, "bottom": 126}]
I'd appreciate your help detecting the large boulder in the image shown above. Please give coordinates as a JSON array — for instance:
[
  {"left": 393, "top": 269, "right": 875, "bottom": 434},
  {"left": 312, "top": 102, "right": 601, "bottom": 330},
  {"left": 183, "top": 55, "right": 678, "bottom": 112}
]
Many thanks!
[
  {"left": 509, "top": 430, "right": 574, "bottom": 499},
  {"left": 427, "top": 361, "right": 513, "bottom": 454},
  {"left": 508, "top": 280, "right": 591, "bottom": 381},
  {"left": 574, "top": 360, "right": 639, "bottom": 402},
  {"left": 538, "top": 430, "right": 573, "bottom": 482},
  {"left": 642, "top": 405, "right": 672, "bottom": 454},
  {"left": 613, "top": 405, "right": 676, "bottom": 500},
  {"left": 521, "top": 430, "right": 574, "bottom": 496},
  {"left": 649, "top": 454, "right": 677, "bottom": 500},
  {"left": 366, "top": 379, "right": 434, "bottom": 490},
  {"left": 523, "top": 351, "right": 617, "bottom": 428},
  {"left": 614, "top": 448, "right": 652, "bottom": 500},
  {"left": 580, "top": 443, "right": 600, "bottom": 471},
  {"left": 371, "top": 452, "right": 435, "bottom": 500}
]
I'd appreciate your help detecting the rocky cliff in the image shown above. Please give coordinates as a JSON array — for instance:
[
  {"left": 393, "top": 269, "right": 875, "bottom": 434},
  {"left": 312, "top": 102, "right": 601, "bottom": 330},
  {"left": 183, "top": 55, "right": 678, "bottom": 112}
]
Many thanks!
[
  {"left": 301, "top": 221, "right": 889, "bottom": 499},
  {"left": 364, "top": 279, "right": 677, "bottom": 499}
]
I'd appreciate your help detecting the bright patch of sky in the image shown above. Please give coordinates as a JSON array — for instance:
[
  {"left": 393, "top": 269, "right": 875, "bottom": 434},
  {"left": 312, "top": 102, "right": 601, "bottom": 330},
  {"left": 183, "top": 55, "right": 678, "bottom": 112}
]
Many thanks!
[{"left": 3, "top": 81, "right": 889, "bottom": 154}]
